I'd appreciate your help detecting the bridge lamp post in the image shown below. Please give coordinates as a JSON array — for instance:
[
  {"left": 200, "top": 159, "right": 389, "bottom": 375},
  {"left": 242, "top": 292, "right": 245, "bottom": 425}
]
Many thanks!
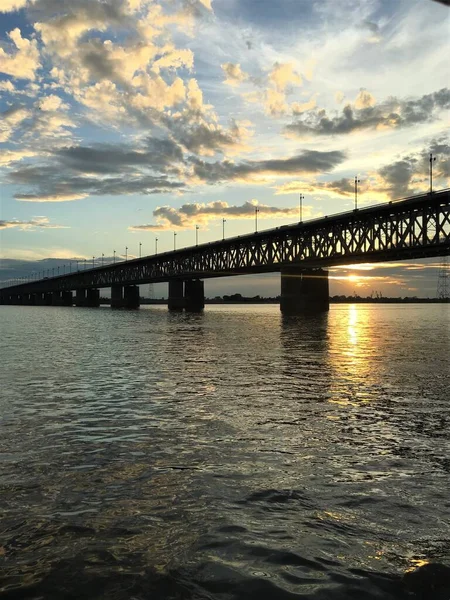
[
  {"left": 84, "top": 259, "right": 86, "bottom": 270},
  {"left": 125, "top": 247, "right": 128, "bottom": 262},
  {"left": 255, "top": 206, "right": 260, "bottom": 233},
  {"left": 101, "top": 253, "right": 104, "bottom": 266},
  {"left": 430, "top": 153, "right": 436, "bottom": 194},
  {"left": 354, "top": 176, "right": 361, "bottom": 211},
  {"left": 155, "top": 237, "right": 158, "bottom": 255},
  {"left": 299, "top": 193, "right": 304, "bottom": 222},
  {"left": 139, "top": 242, "right": 142, "bottom": 258},
  {"left": 196, "top": 225, "right": 199, "bottom": 246},
  {"left": 92, "top": 256, "right": 95, "bottom": 268},
  {"left": 113, "top": 250, "right": 116, "bottom": 264},
  {"left": 174, "top": 232, "right": 177, "bottom": 250},
  {"left": 222, "top": 218, "right": 226, "bottom": 240}
]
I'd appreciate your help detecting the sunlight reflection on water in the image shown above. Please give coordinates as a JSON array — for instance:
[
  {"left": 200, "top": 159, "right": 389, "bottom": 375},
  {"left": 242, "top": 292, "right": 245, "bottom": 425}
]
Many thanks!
[{"left": 0, "top": 303, "right": 449, "bottom": 599}]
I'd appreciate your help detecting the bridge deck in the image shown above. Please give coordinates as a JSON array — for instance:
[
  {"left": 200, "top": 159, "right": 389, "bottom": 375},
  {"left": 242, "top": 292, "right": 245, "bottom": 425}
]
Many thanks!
[{"left": 2, "top": 189, "right": 449, "bottom": 296}]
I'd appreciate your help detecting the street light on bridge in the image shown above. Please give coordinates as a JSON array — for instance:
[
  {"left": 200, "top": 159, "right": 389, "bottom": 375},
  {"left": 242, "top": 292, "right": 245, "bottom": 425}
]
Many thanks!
[
  {"left": 430, "top": 153, "right": 436, "bottom": 194},
  {"left": 155, "top": 237, "right": 158, "bottom": 255},
  {"left": 222, "top": 218, "right": 226, "bottom": 240},
  {"left": 255, "top": 206, "right": 260, "bottom": 233},
  {"left": 101, "top": 253, "right": 104, "bottom": 266},
  {"left": 354, "top": 176, "right": 361, "bottom": 210},
  {"left": 174, "top": 232, "right": 177, "bottom": 250},
  {"left": 92, "top": 256, "right": 95, "bottom": 268},
  {"left": 196, "top": 225, "right": 199, "bottom": 246},
  {"left": 125, "top": 247, "right": 128, "bottom": 262},
  {"left": 113, "top": 250, "right": 116, "bottom": 264},
  {"left": 299, "top": 193, "right": 304, "bottom": 222},
  {"left": 139, "top": 242, "right": 142, "bottom": 258}
]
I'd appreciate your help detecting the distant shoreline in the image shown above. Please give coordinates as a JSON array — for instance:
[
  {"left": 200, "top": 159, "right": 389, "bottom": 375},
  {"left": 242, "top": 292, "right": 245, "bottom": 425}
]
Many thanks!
[{"left": 99, "top": 297, "right": 449, "bottom": 305}]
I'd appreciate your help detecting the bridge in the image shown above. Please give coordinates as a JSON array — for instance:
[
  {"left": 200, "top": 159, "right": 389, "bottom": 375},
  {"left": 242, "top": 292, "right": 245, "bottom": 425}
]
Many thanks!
[{"left": 1, "top": 189, "right": 449, "bottom": 314}]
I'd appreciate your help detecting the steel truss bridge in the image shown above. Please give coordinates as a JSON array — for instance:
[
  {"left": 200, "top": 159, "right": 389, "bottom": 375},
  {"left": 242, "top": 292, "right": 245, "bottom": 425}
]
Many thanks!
[{"left": 1, "top": 189, "right": 449, "bottom": 302}]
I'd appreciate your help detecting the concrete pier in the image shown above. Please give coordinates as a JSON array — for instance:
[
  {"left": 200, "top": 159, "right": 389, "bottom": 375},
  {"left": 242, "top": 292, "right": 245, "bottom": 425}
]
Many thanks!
[
  {"left": 62, "top": 291, "right": 73, "bottom": 306},
  {"left": 168, "top": 280, "right": 185, "bottom": 311},
  {"left": 280, "top": 267, "right": 329, "bottom": 314},
  {"left": 86, "top": 289, "right": 100, "bottom": 307},
  {"left": 184, "top": 279, "right": 205, "bottom": 312},
  {"left": 168, "top": 279, "right": 205, "bottom": 311},
  {"left": 124, "top": 285, "right": 140, "bottom": 309},
  {"left": 111, "top": 284, "right": 140, "bottom": 308},
  {"left": 111, "top": 284, "right": 123, "bottom": 309},
  {"left": 75, "top": 289, "right": 86, "bottom": 307}
]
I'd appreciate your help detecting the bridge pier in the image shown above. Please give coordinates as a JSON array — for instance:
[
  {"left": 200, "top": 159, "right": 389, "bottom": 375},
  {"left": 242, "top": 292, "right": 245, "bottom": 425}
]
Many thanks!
[
  {"left": 280, "top": 267, "right": 329, "bottom": 315},
  {"left": 168, "top": 280, "right": 185, "bottom": 311},
  {"left": 86, "top": 289, "right": 100, "bottom": 307},
  {"left": 62, "top": 291, "right": 73, "bottom": 306},
  {"left": 52, "top": 291, "right": 63, "bottom": 306},
  {"left": 124, "top": 285, "right": 140, "bottom": 309},
  {"left": 111, "top": 284, "right": 140, "bottom": 308},
  {"left": 185, "top": 279, "right": 204, "bottom": 312},
  {"left": 168, "top": 279, "right": 205, "bottom": 311},
  {"left": 75, "top": 289, "right": 86, "bottom": 307},
  {"left": 74, "top": 288, "right": 100, "bottom": 307}
]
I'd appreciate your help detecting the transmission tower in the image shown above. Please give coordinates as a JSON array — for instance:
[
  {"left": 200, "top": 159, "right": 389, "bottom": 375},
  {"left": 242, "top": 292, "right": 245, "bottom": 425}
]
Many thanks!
[
  {"left": 437, "top": 256, "right": 449, "bottom": 300},
  {"left": 147, "top": 283, "right": 154, "bottom": 300}
]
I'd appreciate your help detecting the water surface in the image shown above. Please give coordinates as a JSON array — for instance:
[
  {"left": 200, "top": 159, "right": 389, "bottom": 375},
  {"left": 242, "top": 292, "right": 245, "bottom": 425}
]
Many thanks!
[{"left": 0, "top": 304, "right": 449, "bottom": 599}]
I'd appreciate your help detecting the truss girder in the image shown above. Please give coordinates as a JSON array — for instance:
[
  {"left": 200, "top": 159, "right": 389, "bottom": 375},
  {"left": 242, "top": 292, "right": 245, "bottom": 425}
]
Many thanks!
[{"left": 2, "top": 191, "right": 449, "bottom": 298}]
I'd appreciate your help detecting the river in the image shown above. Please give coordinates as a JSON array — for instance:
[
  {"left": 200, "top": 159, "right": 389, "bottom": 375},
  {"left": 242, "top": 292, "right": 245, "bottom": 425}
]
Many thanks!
[{"left": 0, "top": 304, "right": 449, "bottom": 599}]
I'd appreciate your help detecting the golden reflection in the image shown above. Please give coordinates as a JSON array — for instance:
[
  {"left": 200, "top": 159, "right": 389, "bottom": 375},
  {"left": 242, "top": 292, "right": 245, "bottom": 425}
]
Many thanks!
[
  {"left": 405, "top": 558, "right": 430, "bottom": 573},
  {"left": 328, "top": 304, "right": 376, "bottom": 407}
]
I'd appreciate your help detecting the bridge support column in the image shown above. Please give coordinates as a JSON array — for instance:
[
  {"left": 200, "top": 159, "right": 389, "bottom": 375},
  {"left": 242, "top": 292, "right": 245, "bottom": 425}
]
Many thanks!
[
  {"left": 61, "top": 291, "right": 73, "bottom": 306},
  {"left": 52, "top": 291, "right": 63, "bottom": 306},
  {"left": 184, "top": 279, "right": 204, "bottom": 312},
  {"left": 75, "top": 289, "right": 86, "bottom": 307},
  {"left": 111, "top": 284, "right": 123, "bottom": 308},
  {"left": 124, "top": 285, "right": 140, "bottom": 309},
  {"left": 86, "top": 289, "right": 100, "bottom": 307},
  {"left": 280, "top": 267, "right": 329, "bottom": 315},
  {"left": 168, "top": 280, "right": 185, "bottom": 311}
]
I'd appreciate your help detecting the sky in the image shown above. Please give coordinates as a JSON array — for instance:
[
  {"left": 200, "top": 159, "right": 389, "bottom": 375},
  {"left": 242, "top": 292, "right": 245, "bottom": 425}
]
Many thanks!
[{"left": 0, "top": 0, "right": 449, "bottom": 297}]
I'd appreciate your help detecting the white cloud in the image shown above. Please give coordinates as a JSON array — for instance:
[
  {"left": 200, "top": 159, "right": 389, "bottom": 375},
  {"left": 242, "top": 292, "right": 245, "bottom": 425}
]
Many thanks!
[
  {"left": 0, "top": 216, "right": 69, "bottom": 230},
  {"left": 0, "top": 28, "right": 41, "bottom": 80},
  {"left": 0, "top": 0, "right": 28, "bottom": 13}
]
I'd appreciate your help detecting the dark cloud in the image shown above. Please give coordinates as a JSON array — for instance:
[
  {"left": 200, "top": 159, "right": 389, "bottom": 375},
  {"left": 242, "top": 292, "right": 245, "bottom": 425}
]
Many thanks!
[
  {"left": 7, "top": 138, "right": 186, "bottom": 201},
  {"left": 378, "top": 140, "right": 450, "bottom": 198},
  {"left": 192, "top": 150, "right": 346, "bottom": 183},
  {"left": 285, "top": 88, "right": 450, "bottom": 138}
]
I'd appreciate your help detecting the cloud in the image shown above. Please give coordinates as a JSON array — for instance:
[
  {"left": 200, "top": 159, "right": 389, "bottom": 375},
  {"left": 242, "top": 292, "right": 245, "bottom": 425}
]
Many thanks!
[
  {"left": 0, "top": 105, "right": 31, "bottom": 142},
  {"left": 221, "top": 62, "right": 248, "bottom": 86},
  {"left": 0, "top": 28, "right": 41, "bottom": 80},
  {"left": 269, "top": 62, "right": 302, "bottom": 92},
  {"left": 191, "top": 149, "right": 346, "bottom": 184},
  {"left": 6, "top": 137, "right": 187, "bottom": 201},
  {"left": 264, "top": 62, "right": 302, "bottom": 116},
  {"left": 354, "top": 88, "right": 376, "bottom": 109},
  {"left": 0, "top": 0, "right": 28, "bottom": 13},
  {"left": 129, "top": 199, "right": 308, "bottom": 230},
  {"left": 291, "top": 96, "right": 317, "bottom": 114},
  {"left": 275, "top": 139, "right": 450, "bottom": 201},
  {"left": 0, "top": 216, "right": 69, "bottom": 230},
  {"left": 285, "top": 88, "right": 450, "bottom": 137}
]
